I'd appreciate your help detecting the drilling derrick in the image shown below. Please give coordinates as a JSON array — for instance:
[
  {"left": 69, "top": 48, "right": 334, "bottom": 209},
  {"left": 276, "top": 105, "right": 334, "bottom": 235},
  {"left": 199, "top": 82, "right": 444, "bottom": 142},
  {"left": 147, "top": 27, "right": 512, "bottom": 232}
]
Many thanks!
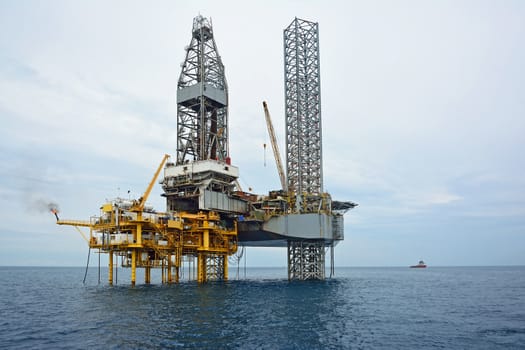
[
  {"left": 176, "top": 15, "right": 228, "bottom": 164},
  {"left": 162, "top": 15, "right": 247, "bottom": 282}
]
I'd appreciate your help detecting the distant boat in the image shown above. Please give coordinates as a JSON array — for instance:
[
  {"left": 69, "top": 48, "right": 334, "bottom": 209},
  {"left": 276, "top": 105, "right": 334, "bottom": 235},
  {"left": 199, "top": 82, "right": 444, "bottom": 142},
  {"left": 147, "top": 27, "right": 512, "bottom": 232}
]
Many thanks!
[{"left": 410, "top": 260, "right": 427, "bottom": 268}]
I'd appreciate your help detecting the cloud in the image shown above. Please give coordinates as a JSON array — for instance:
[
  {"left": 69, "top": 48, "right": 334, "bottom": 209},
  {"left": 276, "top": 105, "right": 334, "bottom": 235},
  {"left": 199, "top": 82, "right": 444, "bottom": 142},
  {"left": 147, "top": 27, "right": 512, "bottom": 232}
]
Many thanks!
[
  {"left": 425, "top": 192, "right": 462, "bottom": 205},
  {"left": 0, "top": 58, "right": 176, "bottom": 171}
]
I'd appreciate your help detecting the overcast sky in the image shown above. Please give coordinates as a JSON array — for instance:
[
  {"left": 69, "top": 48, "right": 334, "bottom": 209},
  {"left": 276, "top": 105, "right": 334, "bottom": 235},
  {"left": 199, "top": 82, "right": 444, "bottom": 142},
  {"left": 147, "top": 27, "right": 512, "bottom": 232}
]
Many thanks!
[{"left": 1, "top": 1, "right": 524, "bottom": 267}]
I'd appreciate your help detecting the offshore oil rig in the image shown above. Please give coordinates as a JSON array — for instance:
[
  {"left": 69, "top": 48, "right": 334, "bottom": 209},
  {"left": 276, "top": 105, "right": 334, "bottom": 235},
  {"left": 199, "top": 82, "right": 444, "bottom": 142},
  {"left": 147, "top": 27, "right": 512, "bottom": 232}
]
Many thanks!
[{"left": 56, "top": 15, "right": 356, "bottom": 284}]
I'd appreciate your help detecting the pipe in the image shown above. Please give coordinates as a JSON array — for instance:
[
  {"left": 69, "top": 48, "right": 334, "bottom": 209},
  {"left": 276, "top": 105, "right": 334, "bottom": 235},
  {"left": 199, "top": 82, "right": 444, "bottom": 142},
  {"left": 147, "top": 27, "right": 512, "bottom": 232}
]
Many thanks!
[{"left": 51, "top": 209, "right": 59, "bottom": 221}]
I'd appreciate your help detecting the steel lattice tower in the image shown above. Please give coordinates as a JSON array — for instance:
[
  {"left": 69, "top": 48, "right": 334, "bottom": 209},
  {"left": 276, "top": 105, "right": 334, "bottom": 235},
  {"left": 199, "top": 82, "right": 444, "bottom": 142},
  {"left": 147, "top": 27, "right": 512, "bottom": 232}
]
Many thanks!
[
  {"left": 284, "top": 17, "right": 323, "bottom": 196},
  {"left": 177, "top": 15, "right": 228, "bottom": 165},
  {"left": 284, "top": 17, "right": 325, "bottom": 280}
]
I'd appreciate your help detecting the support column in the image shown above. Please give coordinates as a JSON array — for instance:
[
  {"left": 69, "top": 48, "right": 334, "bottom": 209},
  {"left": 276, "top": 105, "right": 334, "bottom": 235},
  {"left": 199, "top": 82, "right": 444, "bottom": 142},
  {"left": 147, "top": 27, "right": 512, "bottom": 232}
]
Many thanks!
[
  {"left": 287, "top": 240, "right": 326, "bottom": 280},
  {"left": 197, "top": 228, "right": 210, "bottom": 283},
  {"left": 131, "top": 250, "right": 137, "bottom": 286},
  {"left": 136, "top": 222, "right": 143, "bottom": 245},
  {"left": 161, "top": 258, "right": 166, "bottom": 284},
  {"left": 330, "top": 244, "right": 335, "bottom": 278},
  {"left": 167, "top": 255, "right": 173, "bottom": 284},
  {"left": 223, "top": 254, "right": 228, "bottom": 281},
  {"left": 175, "top": 251, "right": 181, "bottom": 283},
  {"left": 203, "top": 230, "right": 209, "bottom": 249},
  {"left": 176, "top": 246, "right": 182, "bottom": 283},
  {"left": 145, "top": 266, "right": 151, "bottom": 284},
  {"left": 108, "top": 250, "right": 113, "bottom": 285},
  {"left": 197, "top": 253, "right": 206, "bottom": 283}
]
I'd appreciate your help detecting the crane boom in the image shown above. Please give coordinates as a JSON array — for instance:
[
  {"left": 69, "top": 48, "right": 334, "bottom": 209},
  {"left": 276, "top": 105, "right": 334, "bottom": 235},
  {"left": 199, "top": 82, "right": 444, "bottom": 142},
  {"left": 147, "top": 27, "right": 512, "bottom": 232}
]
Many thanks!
[
  {"left": 133, "top": 154, "right": 171, "bottom": 211},
  {"left": 263, "top": 101, "right": 287, "bottom": 192}
]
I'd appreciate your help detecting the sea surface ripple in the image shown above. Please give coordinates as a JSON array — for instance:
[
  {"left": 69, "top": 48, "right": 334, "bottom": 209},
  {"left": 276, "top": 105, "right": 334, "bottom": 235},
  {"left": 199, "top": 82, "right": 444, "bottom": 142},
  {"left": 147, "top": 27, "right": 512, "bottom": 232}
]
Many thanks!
[{"left": 0, "top": 266, "right": 524, "bottom": 349}]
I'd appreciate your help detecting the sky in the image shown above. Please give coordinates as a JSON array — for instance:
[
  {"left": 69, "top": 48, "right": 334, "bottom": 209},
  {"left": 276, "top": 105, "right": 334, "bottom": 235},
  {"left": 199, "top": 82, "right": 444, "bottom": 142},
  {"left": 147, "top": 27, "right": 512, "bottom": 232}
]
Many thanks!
[{"left": 0, "top": 0, "right": 524, "bottom": 267}]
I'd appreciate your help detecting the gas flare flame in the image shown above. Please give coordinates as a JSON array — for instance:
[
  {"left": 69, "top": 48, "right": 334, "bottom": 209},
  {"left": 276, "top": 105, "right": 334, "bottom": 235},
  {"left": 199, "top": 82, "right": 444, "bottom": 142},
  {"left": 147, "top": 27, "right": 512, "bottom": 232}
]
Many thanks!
[{"left": 50, "top": 207, "right": 60, "bottom": 221}]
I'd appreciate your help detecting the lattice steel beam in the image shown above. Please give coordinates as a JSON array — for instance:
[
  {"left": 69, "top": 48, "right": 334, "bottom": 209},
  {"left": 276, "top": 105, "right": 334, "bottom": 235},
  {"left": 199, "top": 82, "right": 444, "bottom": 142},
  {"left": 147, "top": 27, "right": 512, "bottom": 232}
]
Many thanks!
[
  {"left": 205, "top": 254, "right": 227, "bottom": 281},
  {"left": 287, "top": 240, "right": 326, "bottom": 280},
  {"left": 284, "top": 17, "right": 323, "bottom": 195}
]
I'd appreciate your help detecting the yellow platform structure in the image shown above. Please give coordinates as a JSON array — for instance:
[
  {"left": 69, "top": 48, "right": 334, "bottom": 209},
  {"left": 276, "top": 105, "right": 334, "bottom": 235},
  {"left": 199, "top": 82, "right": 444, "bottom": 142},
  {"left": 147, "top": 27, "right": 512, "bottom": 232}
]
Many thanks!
[
  {"left": 57, "top": 155, "right": 238, "bottom": 285},
  {"left": 59, "top": 207, "right": 236, "bottom": 285}
]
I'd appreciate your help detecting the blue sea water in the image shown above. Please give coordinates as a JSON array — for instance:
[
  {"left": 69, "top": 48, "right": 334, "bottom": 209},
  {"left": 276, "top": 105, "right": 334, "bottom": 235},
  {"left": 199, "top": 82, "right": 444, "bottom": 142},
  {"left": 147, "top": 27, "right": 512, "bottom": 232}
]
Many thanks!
[{"left": 0, "top": 266, "right": 524, "bottom": 349}]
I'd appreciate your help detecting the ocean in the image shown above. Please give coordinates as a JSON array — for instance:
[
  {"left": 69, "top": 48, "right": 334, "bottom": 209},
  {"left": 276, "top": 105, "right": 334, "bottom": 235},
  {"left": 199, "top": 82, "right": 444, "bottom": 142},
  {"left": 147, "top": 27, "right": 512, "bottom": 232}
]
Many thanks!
[{"left": 0, "top": 266, "right": 524, "bottom": 349}]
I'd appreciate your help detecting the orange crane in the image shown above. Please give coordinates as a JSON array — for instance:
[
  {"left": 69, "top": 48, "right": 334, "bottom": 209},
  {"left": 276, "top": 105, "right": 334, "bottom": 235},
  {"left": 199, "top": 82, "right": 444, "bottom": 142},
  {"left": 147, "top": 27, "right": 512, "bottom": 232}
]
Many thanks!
[{"left": 262, "top": 101, "right": 287, "bottom": 192}]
